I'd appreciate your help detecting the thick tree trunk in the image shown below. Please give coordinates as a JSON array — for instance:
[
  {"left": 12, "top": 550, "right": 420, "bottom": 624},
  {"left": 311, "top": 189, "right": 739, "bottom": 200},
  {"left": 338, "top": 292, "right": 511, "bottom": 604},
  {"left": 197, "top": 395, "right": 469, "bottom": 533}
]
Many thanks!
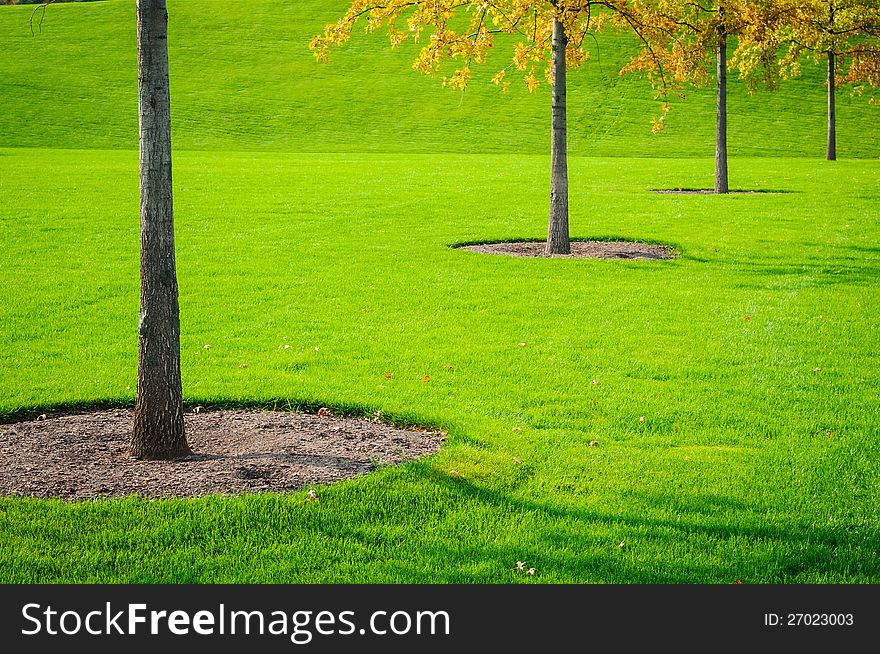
[
  {"left": 130, "top": 0, "right": 189, "bottom": 460},
  {"left": 714, "top": 33, "right": 729, "bottom": 194},
  {"left": 546, "top": 14, "right": 570, "bottom": 256},
  {"left": 827, "top": 51, "right": 837, "bottom": 161}
]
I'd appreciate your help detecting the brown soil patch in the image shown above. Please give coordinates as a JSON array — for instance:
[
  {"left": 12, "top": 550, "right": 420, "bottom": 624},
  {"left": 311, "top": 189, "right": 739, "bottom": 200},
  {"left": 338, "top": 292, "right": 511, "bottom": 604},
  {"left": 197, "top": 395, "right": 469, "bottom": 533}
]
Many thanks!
[
  {"left": 651, "top": 189, "right": 774, "bottom": 195},
  {"left": 0, "top": 409, "right": 444, "bottom": 500},
  {"left": 457, "top": 240, "right": 678, "bottom": 260}
]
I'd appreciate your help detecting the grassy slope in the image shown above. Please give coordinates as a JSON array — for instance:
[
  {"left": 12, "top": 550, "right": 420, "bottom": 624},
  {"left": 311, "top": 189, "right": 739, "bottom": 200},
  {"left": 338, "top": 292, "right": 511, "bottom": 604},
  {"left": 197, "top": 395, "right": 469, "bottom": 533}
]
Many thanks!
[
  {"left": 0, "top": 0, "right": 877, "bottom": 157},
  {"left": 2, "top": 149, "right": 878, "bottom": 582},
  {"left": 0, "top": 1, "right": 879, "bottom": 583}
]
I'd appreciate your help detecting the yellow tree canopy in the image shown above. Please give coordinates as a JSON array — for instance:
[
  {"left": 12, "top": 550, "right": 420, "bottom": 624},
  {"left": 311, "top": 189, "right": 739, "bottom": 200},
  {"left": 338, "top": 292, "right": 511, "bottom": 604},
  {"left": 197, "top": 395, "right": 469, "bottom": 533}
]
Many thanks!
[
  {"left": 618, "top": 1, "right": 798, "bottom": 92},
  {"left": 776, "top": 0, "right": 880, "bottom": 96}
]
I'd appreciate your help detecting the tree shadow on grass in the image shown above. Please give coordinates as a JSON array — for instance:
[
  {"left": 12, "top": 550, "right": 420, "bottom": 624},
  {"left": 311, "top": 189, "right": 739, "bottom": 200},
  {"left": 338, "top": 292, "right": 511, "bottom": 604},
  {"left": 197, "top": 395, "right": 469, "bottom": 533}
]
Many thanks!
[
  {"left": 375, "top": 465, "right": 880, "bottom": 583},
  {"left": 729, "top": 256, "right": 880, "bottom": 289},
  {"left": 841, "top": 245, "right": 880, "bottom": 257},
  {"left": 5, "top": 460, "right": 876, "bottom": 583}
]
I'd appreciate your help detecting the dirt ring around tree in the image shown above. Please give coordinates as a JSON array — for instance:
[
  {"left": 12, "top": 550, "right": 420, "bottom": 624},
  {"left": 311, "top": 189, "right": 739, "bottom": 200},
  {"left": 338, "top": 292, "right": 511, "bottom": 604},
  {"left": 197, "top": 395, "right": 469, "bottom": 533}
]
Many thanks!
[
  {"left": 455, "top": 240, "right": 679, "bottom": 260},
  {"left": 0, "top": 408, "right": 445, "bottom": 500},
  {"left": 650, "top": 188, "right": 785, "bottom": 195}
]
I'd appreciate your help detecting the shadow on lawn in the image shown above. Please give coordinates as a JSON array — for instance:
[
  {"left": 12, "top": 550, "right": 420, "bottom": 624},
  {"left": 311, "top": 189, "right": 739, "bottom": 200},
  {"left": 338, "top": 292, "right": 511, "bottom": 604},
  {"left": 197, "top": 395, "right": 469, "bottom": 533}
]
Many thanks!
[
  {"left": 649, "top": 188, "right": 797, "bottom": 195},
  {"left": 729, "top": 255, "right": 880, "bottom": 288},
  {"left": 5, "top": 460, "right": 875, "bottom": 583},
  {"left": 391, "top": 465, "right": 880, "bottom": 583},
  {"left": 842, "top": 245, "right": 880, "bottom": 257}
]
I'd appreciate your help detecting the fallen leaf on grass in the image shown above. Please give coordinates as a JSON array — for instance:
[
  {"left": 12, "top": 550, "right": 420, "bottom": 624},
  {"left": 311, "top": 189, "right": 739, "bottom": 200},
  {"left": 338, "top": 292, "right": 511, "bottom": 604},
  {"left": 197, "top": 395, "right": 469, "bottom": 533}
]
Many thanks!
[
  {"left": 513, "top": 560, "right": 536, "bottom": 575},
  {"left": 239, "top": 363, "right": 247, "bottom": 369},
  {"left": 384, "top": 373, "right": 394, "bottom": 379},
  {"left": 305, "top": 490, "right": 319, "bottom": 503},
  {"left": 639, "top": 416, "right": 646, "bottom": 424},
  {"left": 449, "top": 469, "right": 460, "bottom": 478},
  {"left": 512, "top": 457, "right": 522, "bottom": 464},
  {"left": 421, "top": 375, "right": 431, "bottom": 382},
  {"left": 619, "top": 541, "right": 626, "bottom": 549},
  {"left": 591, "top": 379, "right": 600, "bottom": 386},
  {"left": 589, "top": 440, "right": 599, "bottom": 447}
]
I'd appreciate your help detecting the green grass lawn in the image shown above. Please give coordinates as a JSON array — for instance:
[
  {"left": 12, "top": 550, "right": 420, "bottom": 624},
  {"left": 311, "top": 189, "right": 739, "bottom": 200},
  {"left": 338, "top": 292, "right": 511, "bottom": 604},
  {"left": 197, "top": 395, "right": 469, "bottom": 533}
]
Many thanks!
[
  {"left": 1, "top": 0, "right": 878, "bottom": 157},
  {"left": 1, "top": 0, "right": 879, "bottom": 583}
]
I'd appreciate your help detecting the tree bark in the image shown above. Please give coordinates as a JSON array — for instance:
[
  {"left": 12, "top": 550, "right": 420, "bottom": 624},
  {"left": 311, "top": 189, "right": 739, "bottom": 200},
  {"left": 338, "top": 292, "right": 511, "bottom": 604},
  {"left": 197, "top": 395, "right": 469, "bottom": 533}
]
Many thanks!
[
  {"left": 130, "top": 0, "right": 189, "bottom": 460},
  {"left": 714, "top": 33, "right": 729, "bottom": 194},
  {"left": 546, "top": 14, "right": 570, "bottom": 255},
  {"left": 827, "top": 51, "right": 837, "bottom": 161}
]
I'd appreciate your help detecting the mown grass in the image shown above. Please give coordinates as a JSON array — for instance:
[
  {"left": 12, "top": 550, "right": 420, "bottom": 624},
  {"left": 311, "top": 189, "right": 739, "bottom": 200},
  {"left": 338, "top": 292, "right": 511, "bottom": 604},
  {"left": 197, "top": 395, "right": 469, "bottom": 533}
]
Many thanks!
[
  {"left": 0, "top": 0, "right": 877, "bottom": 157},
  {"left": 1, "top": 149, "right": 878, "bottom": 582},
  {"left": 0, "top": 0, "right": 878, "bottom": 583}
]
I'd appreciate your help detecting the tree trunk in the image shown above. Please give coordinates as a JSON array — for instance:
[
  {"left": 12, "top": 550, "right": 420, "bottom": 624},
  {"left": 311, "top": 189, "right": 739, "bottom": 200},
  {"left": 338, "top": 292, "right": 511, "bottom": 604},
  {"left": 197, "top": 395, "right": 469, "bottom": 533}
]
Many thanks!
[
  {"left": 130, "top": 0, "right": 188, "bottom": 460},
  {"left": 827, "top": 51, "right": 836, "bottom": 161},
  {"left": 546, "top": 14, "right": 570, "bottom": 255},
  {"left": 714, "top": 33, "right": 729, "bottom": 194}
]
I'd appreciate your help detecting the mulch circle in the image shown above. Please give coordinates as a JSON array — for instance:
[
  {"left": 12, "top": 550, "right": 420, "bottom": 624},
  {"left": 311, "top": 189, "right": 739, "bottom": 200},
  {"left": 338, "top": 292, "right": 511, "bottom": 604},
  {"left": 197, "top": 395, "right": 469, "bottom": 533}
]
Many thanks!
[
  {"left": 0, "top": 409, "right": 444, "bottom": 500},
  {"left": 456, "top": 240, "right": 678, "bottom": 260},
  {"left": 650, "top": 189, "right": 777, "bottom": 195}
]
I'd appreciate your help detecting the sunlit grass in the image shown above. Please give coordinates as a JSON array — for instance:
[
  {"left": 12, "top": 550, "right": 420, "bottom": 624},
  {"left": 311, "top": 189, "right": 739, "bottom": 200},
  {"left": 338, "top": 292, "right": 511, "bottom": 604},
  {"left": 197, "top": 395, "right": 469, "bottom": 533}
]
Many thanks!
[
  {"left": 1, "top": 149, "right": 878, "bottom": 582},
  {"left": 0, "top": 0, "right": 877, "bottom": 158},
  {"left": 1, "top": 0, "right": 878, "bottom": 584}
]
